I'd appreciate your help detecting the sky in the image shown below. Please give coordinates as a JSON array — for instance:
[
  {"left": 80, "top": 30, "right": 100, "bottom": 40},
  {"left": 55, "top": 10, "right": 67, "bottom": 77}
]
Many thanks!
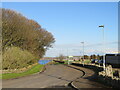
[
  {"left": 2, "top": 2, "right": 118, "bottom": 57},
  {"left": 1, "top": 0, "right": 120, "bottom": 2}
]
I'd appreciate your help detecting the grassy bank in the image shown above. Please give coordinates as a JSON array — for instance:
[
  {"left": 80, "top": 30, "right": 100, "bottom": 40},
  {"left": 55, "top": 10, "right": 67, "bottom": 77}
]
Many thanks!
[
  {"left": 1, "top": 64, "right": 44, "bottom": 79},
  {"left": 3, "top": 47, "right": 38, "bottom": 70}
]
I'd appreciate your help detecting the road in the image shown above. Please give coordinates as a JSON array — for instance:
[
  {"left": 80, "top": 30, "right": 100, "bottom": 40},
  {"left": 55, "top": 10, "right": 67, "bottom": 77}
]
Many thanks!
[{"left": 2, "top": 64, "right": 83, "bottom": 88}]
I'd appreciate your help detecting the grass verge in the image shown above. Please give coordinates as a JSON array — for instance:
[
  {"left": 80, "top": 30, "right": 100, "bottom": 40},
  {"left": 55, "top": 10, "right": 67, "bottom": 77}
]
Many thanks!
[
  {"left": 1, "top": 64, "right": 44, "bottom": 79},
  {"left": 83, "top": 60, "right": 91, "bottom": 64}
]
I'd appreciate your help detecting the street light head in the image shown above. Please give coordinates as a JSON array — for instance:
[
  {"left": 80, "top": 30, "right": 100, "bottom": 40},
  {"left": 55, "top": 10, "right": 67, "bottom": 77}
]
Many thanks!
[
  {"left": 81, "top": 42, "right": 84, "bottom": 44},
  {"left": 99, "top": 25, "right": 104, "bottom": 28}
]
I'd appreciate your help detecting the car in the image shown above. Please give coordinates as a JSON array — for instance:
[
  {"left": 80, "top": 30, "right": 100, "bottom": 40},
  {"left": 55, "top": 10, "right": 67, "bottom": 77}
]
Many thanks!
[
  {"left": 91, "top": 59, "right": 96, "bottom": 63},
  {"left": 95, "top": 59, "right": 99, "bottom": 64},
  {"left": 91, "top": 59, "right": 99, "bottom": 64},
  {"left": 98, "top": 60, "right": 103, "bottom": 66}
]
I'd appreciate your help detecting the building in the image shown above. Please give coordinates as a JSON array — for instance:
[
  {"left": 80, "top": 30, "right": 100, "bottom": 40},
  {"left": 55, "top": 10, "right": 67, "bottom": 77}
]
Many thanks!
[{"left": 105, "top": 54, "right": 120, "bottom": 67}]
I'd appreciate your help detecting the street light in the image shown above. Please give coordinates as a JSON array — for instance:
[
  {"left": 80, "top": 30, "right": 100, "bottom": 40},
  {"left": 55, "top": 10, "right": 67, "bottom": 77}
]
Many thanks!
[
  {"left": 99, "top": 25, "right": 105, "bottom": 71},
  {"left": 67, "top": 48, "right": 69, "bottom": 65},
  {"left": 81, "top": 42, "right": 84, "bottom": 66}
]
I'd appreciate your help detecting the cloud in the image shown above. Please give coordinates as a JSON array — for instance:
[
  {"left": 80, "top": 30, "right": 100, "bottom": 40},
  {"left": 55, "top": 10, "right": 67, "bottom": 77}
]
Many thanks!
[{"left": 45, "top": 41, "right": 118, "bottom": 57}]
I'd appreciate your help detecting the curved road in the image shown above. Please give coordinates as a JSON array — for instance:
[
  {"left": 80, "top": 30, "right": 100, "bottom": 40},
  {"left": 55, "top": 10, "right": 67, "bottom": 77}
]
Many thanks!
[{"left": 3, "top": 64, "right": 83, "bottom": 88}]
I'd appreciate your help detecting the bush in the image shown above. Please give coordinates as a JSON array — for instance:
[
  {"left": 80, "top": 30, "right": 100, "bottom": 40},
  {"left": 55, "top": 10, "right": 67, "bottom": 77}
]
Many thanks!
[{"left": 2, "top": 47, "right": 38, "bottom": 70}]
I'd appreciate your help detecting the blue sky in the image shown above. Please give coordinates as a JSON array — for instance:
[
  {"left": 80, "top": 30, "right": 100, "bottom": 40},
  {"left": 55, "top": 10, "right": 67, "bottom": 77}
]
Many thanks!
[{"left": 2, "top": 2, "right": 118, "bottom": 57}]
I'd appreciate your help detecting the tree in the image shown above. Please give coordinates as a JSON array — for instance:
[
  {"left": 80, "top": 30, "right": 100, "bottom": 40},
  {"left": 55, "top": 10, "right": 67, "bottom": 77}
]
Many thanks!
[
  {"left": 90, "top": 54, "right": 97, "bottom": 59},
  {"left": 59, "top": 54, "right": 64, "bottom": 61},
  {"left": 2, "top": 8, "right": 55, "bottom": 58},
  {"left": 97, "top": 54, "right": 100, "bottom": 60},
  {"left": 2, "top": 8, "right": 55, "bottom": 69},
  {"left": 84, "top": 55, "right": 89, "bottom": 59}
]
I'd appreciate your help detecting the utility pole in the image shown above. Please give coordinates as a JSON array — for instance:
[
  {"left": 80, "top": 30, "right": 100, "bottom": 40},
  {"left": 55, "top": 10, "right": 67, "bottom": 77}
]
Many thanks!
[
  {"left": 99, "top": 25, "right": 105, "bottom": 71},
  {"left": 81, "top": 42, "right": 84, "bottom": 66}
]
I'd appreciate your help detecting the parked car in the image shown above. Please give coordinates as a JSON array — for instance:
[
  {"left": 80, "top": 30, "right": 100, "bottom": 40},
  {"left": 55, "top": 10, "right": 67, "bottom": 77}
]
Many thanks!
[
  {"left": 91, "top": 59, "right": 96, "bottom": 63},
  {"left": 98, "top": 60, "right": 103, "bottom": 66},
  {"left": 91, "top": 59, "right": 98, "bottom": 63},
  {"left": 95, "top": 59, "right": 99, "bottom": 64}
]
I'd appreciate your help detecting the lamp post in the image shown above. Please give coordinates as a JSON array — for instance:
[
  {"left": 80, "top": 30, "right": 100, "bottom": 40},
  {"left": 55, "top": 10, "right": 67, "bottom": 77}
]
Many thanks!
[
  {"left": 99, "top": 25, "right": 105, "bottom": 71},
  {"left": 81, "top": 42, "right": 84, "bottom": 66},
  {"left": 67, "top": 48, "right": 69, "bottom": 65}
]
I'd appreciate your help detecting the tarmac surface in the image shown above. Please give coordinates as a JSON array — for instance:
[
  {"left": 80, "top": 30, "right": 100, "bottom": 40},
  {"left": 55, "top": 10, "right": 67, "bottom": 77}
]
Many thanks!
[
  {"left": 2, "top": 64, "right": 83, "bottom": 88},
  {"left": 2, "top": 64, "right": 109, "bottom": 89}
]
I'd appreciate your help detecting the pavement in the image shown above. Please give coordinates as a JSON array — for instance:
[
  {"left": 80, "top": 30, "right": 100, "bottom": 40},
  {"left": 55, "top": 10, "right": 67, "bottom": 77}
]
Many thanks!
[{"left": 67, "top": 64, "right": 110, "bottom": 89}]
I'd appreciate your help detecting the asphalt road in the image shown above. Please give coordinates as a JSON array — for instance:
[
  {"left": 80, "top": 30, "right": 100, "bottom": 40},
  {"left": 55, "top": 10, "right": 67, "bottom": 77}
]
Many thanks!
[{"left": 2, "top": 64, "right": 83, "bottom": 88}]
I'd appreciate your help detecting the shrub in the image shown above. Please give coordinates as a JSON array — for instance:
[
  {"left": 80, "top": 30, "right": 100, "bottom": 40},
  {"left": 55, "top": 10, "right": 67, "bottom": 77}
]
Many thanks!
[{"left": 2, "top": 47, "right": 38, "bottom": 70}]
